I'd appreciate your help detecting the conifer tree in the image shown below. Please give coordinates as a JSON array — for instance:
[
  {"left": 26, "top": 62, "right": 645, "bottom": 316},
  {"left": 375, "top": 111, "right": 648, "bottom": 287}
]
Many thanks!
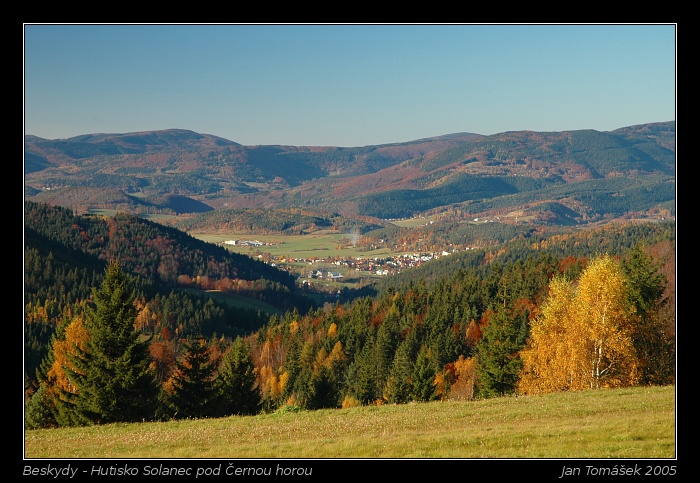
[
  {"left": 26, "top": 312, "right": 85, "bottom": 429},
  {"left": 65, "top": 261, "right": 158, "bottom": 424},
  {"left": 622, "top": 243, "right": 667, "bottom": 317},
  {"left": 475, "top": 308, "right": 524, "bottom": 398},
  {"left": 621, "top": 243, "right": 674, "bottom": 385},
  {"left": 24, "top": 384, "right": 55, "bottom": 429},
  {"left": 300, "top": 340, "right": 346, "bottom": 410},
  {"left": 165, "top": 337, "right": 220, "bottom": 419},
  {"left": 216, "top": 336, "right": 261, "bottom": 416},
  {"left": 304, "top": 364, "right": 337, "bottom": 410},
  {"left": 371, "top": 314, "right": 400, "bottom": 398},
  {"left": 26, "top": 337, "right": 60, "bottom": 429},
  {"left": 345, "top": 343, "right": 379, "bottom": 405},
  {"left": 411, "top": 344, "right": 438, "bottom": 402},
  {"left": 383, "top": 341, "right": 413, "bottom": 404}
]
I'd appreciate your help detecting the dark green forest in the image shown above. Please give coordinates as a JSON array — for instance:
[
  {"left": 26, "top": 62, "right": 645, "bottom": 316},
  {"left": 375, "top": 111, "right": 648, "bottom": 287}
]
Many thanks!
[
  {"left": 357, "top": 174, "right": 674, "bottom": 220},
  {"left": 24, "top": 201, "right": 675, "bottom": 428}
]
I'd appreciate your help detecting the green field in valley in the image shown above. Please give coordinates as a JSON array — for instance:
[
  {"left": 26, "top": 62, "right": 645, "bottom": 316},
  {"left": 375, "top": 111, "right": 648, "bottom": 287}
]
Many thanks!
[{"left": 192, "top": 231, "right": 395, "bottom": 260}]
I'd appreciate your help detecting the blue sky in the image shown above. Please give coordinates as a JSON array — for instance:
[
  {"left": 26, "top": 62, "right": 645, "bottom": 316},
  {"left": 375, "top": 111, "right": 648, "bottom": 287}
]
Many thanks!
[{"left": 23, "top": 24, "right": 676, "bottom": 147}]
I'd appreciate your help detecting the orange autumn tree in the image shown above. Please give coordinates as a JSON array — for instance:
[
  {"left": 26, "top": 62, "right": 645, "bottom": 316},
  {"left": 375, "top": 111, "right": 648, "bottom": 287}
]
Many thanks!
[
  {"left": 47, "top": 315, "right": 90, "bottom": 396},
  {"left": 25, "top": 315, "right": 90, "bottom": 428},
  {"left": 517, "top": 254, "right": 639, "bottom": 395},
  {"left": 446, "top": 355, "right": 477, "bottom": 401}
]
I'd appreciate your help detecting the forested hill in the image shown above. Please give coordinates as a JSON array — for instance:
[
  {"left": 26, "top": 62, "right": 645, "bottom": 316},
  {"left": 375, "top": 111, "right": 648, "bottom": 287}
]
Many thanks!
[
  {"left": 368, "top": 219, "right": 677, "bottom": 298},
  {"left": 25, "top": 200, "right": 298, "bottom": 288},
  {"left": 24, "top": 122, "right": 675, "bottom": 223},
  {"left": 23, "top": 200, "right": 316, "bottom": 324},
  {"left": 24, "top": 201, "right": 317, "bottom": 385}
]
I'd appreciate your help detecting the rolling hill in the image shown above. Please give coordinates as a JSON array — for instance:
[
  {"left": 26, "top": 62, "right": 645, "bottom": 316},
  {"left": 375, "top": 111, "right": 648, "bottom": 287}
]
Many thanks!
[{"left": 24, "top": 122, "right": 675, "bottom": 228}]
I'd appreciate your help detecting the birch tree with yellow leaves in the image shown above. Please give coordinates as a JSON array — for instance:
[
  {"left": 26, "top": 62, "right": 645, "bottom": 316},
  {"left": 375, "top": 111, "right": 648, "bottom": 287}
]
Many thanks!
[{"left": 518, "top": 254, "right": 640, "bottom": 395}]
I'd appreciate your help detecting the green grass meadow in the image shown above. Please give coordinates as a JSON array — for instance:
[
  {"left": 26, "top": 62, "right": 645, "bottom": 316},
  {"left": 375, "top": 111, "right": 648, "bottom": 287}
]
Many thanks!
[
  {"left": 24, "top": 385, "right": 675, "bottom": 459},
  {"left": 193, "top": 231, "right": 394, "bottom": 260}
]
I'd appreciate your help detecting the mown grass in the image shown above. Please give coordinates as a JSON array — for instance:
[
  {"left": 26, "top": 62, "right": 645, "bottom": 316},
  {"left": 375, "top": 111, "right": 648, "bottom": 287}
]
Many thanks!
[{"left": 24, "top": 385, "right": 675, "bottom": 459}]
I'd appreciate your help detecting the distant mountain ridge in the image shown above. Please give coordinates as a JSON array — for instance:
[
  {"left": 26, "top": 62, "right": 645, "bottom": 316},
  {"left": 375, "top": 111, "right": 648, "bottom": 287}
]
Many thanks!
[{"left": 24, "top": 122, "right": 675, "bottom": 226}]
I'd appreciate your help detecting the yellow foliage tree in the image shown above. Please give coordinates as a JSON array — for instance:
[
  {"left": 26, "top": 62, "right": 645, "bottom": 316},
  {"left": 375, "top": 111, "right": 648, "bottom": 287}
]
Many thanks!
[
  {"left": 48, "top": 315, "right": 89, "bottom": 396},
  {"left": 518, "top": 254, "right": 639, "bottom": 395},
  {"left": 327, "top": 340, "right": 345, "bottom": 365},
  {"left": 576, "top": 254, "right": 639, "bottom": 388},
  {"left": 448, "top": 355, "right": 477, "bottom": 400}
]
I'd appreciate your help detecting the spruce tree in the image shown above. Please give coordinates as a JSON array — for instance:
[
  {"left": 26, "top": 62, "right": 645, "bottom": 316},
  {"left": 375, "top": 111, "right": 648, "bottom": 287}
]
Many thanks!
[
  {"left": 24, "top": 384, "right": 55, "bottom": 429},
  {"left": 475, "top": 308, "right": 524, "bottom": 398},
  {"left": 346, "top": 343, "right": 380, "bottom": 404},
  {"left": 166, "top": 337, "right": 220, "bottom": 419},
  {"left": 384, "top": 341, "right": 413, "bottom": 404},
  {"left": 305, "top": 365, "right": 338, "bottom": 410},
  {"left": 216, "top": 336, "right": 261, "bottom": 416},
  {"left": 26, "top": 335, "right": 60, "bottom": 429},
  {"left": 371, "top": 316, "right": 400, "bottom": 398},
  {"left": 622, "top": 243, "right": 667, "bottom": 318},
  {"left": 411, "top": 344, "right": 438, "bottom": 402},
  {"left": 66, "top": 261, "right": 158, "bottom": 424},
  {"left": 621, "top": 244, "right": 674, "bottom": 385}
]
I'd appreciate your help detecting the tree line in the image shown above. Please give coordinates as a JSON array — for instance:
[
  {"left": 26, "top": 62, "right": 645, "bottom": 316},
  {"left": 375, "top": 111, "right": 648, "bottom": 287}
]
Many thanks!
[{"left": 25, "top": 237, "right": 674, "bottom": 428}]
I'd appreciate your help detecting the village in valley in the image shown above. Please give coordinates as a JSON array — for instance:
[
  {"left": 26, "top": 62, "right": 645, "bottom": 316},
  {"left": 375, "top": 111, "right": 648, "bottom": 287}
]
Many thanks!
[{"left": 219, "top": 235, "right": 475, "bottom": 289}]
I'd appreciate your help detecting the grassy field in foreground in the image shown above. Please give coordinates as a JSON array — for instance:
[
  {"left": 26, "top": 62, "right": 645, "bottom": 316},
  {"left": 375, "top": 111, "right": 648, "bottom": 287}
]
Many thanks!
[{"left": 24, "top": 385, "right": 675, "bottom": 459}]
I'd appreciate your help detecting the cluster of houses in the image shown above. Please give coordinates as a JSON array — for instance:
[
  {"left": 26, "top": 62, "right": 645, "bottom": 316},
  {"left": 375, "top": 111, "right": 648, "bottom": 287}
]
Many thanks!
[
  {"left": 222, "top": 239, "right": 268, "bottom": 247},
  {"left": 221, "top": 237, "right": 476, "bottom": 284},
  {"left": 303, "top": 250, "right": 471, "bottom": 279},
  {"left": 308, "top": 269, "right": 344, "bottom": 280}
]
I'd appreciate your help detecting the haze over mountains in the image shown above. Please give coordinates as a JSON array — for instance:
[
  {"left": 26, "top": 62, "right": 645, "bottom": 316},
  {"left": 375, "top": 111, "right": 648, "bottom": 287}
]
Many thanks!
[{"left": 24, "top": 121, "right": 675, "bottom": 228}]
